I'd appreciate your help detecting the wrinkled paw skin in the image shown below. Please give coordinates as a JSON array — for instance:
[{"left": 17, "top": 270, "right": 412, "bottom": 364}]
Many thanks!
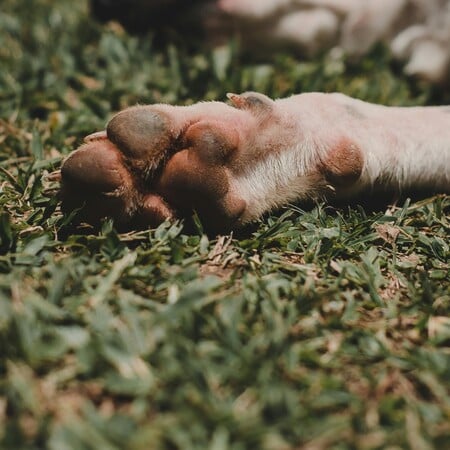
[{"left": 60, "top": 92, "right": 450, "bottom": 232}]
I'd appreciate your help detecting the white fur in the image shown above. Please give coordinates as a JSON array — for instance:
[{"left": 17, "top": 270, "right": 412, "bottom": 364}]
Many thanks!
[
  {"left": 230, "top": 137, "right": 319, "bottom": 222},
  {"left": 231, "top": 93, "right": 450, "bottom": 222}
]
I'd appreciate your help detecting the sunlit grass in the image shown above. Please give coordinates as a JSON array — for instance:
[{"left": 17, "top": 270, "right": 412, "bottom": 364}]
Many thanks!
[{"left": 1, "top": 1, "right": 449, "bottom": 449}]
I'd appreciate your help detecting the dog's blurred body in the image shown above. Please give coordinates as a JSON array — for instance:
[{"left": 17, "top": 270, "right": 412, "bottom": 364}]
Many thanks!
[{"left": 92, "top": 0, "right": 450, "bottom": 84}]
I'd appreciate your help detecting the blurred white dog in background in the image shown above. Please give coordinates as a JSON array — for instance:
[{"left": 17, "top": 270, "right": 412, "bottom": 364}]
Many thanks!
[
  {"left": 212, "top": 0, "right": 450, "bottom": 84},
  {"left": 92, "top": 0, "right": 450, "bottom": 84}
]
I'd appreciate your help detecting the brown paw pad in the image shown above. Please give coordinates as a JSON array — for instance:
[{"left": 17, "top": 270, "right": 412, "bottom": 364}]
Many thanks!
[
  {"left": 320, "top": 138, "right": 364, "bottom": 187},
  {"left": 60, "top": 139, "right": 138, "bottom": 225},
  {"left": 183, "top": 121, "right": 238, "bottom": 165},
  {"left": 106, "top": 106, "right": 173, "bottom": 173},
  {"left": 61, "top": 140, "right": 130, "bottom": 193}
]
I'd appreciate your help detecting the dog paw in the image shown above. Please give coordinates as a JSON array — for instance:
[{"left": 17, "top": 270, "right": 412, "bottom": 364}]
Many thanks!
[
  {"left": 60, "top": 101, "right": 252, "bottom": 231},
  {"left": 60, "top": 93, "right": 367, "bottom": 231}
]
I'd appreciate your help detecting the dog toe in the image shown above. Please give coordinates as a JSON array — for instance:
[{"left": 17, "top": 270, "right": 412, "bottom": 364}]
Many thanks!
[
  {"left": 106, "top": 106, "right": 174, "bottom": 173},
  {"left": 60, "top": 139, "right": 139, "bottom": 225}
]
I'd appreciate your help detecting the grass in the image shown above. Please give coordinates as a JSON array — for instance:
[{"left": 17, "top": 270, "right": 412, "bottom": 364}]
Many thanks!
[{"left": 1, "top": 0, "right": 449, "bottom": 449}]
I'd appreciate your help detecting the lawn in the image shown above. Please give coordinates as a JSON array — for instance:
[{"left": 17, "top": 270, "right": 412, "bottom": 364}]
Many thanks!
[{"left": 1, "top": 1, "right": 449, "bottom": 449}]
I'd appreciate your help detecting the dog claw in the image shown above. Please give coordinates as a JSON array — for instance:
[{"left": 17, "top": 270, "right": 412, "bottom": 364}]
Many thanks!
[
  {"left": 227, "top": 91, "right": 273, "bottom": 114},
  {"left": 46, "top": 170, "right": 62, "bottom": 182}
]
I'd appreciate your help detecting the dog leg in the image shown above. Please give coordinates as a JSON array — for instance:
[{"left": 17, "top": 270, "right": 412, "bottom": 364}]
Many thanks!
[{"left": 60, "top": 92, "right": 450, "bottom": 231}]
